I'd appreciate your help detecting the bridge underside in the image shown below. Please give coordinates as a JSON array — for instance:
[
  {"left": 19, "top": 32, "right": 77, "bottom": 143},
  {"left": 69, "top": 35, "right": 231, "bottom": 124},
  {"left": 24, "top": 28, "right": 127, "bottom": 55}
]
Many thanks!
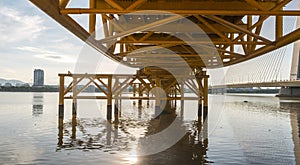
[
  {"left": 30, "top": 0, "right": 300, "bottom": 70},
  {"left": 29, "top": 0, "right": 300, "bottom": 120}
]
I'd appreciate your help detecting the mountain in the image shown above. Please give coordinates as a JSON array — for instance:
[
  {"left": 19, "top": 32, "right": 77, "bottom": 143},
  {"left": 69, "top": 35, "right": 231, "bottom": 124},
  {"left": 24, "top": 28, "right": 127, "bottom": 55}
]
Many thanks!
[{"left": 0, "top": 78, "right": 27, "bottom": 86}]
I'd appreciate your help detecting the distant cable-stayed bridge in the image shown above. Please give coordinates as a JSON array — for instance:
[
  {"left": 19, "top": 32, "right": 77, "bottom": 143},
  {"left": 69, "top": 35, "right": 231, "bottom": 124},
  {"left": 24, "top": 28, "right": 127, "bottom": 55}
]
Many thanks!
[
  {"left": 210, "top": 40, "right": 300, "bottom": 96},
  {"left": 209, "top": 14, "right": 300, "bottom": 96}
]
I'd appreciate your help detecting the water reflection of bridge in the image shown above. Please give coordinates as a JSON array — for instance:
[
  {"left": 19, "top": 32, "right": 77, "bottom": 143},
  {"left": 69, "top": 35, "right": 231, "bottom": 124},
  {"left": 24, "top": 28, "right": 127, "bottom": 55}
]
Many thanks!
[
  {"left": 280, "top": 100, "right": 300, "bottom": 164},
  {"left": 57, "top": 100, "right": 209, "bottom": 164}
]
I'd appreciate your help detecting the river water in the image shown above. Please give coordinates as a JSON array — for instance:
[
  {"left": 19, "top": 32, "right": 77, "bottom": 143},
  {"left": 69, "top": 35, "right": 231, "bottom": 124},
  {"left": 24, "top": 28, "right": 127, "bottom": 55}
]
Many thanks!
[{"left": 0, "top": 92, "right": 299, "bottom": 164}]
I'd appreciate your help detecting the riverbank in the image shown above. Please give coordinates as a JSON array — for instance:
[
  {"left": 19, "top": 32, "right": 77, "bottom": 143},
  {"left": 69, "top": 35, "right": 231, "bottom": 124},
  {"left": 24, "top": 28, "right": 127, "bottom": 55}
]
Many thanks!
[{"left": 0, "top": 86, "right": 59, "bottom": 92}]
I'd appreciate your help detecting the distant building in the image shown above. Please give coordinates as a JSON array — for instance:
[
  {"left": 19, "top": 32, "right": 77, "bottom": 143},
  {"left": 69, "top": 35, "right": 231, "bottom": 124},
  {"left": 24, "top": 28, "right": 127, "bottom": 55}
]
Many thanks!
[{"left": 33, "top": 69, "right": 44, "bottom": 86}]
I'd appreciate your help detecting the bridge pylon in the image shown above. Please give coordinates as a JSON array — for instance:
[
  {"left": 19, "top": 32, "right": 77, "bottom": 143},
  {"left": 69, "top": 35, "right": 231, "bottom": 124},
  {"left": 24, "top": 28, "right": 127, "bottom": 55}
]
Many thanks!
[{"left": 278, "top": 10, "right": 300, "bottom": 97}]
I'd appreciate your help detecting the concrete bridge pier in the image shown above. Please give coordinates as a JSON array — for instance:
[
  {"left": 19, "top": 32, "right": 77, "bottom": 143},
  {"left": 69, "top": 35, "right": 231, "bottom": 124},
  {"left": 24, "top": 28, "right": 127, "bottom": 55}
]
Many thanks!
[
  {"left": 277, "top": 87, "right": 300, "bottom": 97},
  {"left": 155, "top": 77, "right": 162, "bottom": 118},
  {"left": 195, "top": 70, "right": 209, "bottom": 122},
  {"left": 203, "top": 73, "right": 209, "bottom": 121},
  {"left": 58, "top": 76, "right": 65, "bottom": 142},
  {"left": 180, "top": 81, "right": 184, "bottom": 119},
  {"left": 114, "top": 99, "right": 119, "bottom": 121},
  {"left": 107, "top": 76, "right": 113, "bottom": 121},
  {"left": 71, "top": 77, "right": 77, "bottom": 140}
]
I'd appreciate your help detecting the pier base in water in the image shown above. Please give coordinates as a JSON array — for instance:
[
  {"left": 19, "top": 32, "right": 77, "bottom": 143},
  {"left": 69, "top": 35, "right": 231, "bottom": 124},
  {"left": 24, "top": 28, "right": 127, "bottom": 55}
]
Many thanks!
[{"left": 277, "top": 87, "right": 300, "bottom": 97}]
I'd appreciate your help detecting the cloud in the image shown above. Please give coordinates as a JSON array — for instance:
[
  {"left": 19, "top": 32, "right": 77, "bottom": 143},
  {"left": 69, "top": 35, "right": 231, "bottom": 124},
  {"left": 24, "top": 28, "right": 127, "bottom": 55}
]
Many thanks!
[
  {"left": 0, "top": 6, "right": 46, "bottom": 43},
  {"left": 16, "top": 46, "right": 55, "bottom": 54},
  {"left": 17, "top": 46, "right": 76, "bottom": 63},
  {"left": 46, "top": 55, "right": 63, "bottom": 59},
  {"left": 34, "top": 54, "right": 76, "bottom": 63}
]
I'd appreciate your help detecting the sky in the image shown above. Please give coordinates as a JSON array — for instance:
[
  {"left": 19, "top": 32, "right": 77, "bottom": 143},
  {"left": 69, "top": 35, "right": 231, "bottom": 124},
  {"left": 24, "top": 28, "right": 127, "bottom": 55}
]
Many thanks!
[
  {"left": 0, "top": 1, "right": 82, "bottom": 84},
  {"left": 0, "top": 0, "right": 129, "bottom": 85},
  {"left": 0, "top": 0, "right": 298, "bottom": 85}
]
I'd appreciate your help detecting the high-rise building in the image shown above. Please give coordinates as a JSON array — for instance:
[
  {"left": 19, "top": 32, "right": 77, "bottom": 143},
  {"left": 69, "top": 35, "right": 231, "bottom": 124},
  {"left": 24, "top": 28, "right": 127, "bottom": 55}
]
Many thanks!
[{"left": 33, "top": 69, "right": 44, "bottom": 86}]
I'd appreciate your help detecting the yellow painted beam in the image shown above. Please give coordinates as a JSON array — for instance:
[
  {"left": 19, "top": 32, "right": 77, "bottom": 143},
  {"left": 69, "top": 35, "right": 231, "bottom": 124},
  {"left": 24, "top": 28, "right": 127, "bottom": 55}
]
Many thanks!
[
  {"left": 59, "top": 0, "right": 70, "bottom": 9},
  {"left": 98, "top": 15, "right": 183, "bottom": 43},
  {"left": 276, "top": 1, "right": 283, "bottom": 40},
  {"left": 245, "top": 0, "right": 266, "bottom": 11},
  {"left": 205, "top": 15, "right": 272, "bottom": 44},
  {"left": 126, "top": 0, "right": 147, "bottom": 10},
  {"left": 116, "top": 40, "right": 266, "bottom": 45},
  {"left": 195, "top": 15, "right": 231, "bottom": 42},
  {"left": 89, "top": 0, "right": 96, "bottom": 36},
  {"left": 60, "top": 9, "right": 300, "bottom": 16},
  {"left": 104, "top": 0, "right": 124, "bottom": 10}
]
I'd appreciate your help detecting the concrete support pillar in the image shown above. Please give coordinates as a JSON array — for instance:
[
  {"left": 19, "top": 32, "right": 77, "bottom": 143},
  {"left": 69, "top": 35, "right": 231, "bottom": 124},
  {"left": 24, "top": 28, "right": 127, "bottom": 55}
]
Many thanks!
[
  {"left": 174, "top": 86, "right": 177, "bottom": 108},
  {"left": 58, "top": 75, "right": 64, "bottom": 146},
  {"left": 72, "top": 77, "right": 77, "bottom": 118},
  {"left": 114, "top": 99, "right": 119, "bottom": 121},
  {"left": 138, "top": 83, "right": 142, "bottom": 107},
  {"left": 71, "top": 114, "right": 76, "bottom": 140},
  {"left": 180, "top": 81, "right": 184, "bottom": 119},
  {"left": 203, "top": 72, "right": 209, "bottom": 121},
  {"left": 107, "top": 76, "right": 112, "bottom": 120},
  {"left": 133, "top": 84, "right": 136, "bottom": 105},
  {"left": 71, "top": 77, "right": 77, "bottom": 140},
  {"left": 106, "top": 121, "right": 112, "bottom": 145},
  {"left": 114, "top": 119, "right": 119, "bottom": 143},
  {"left": 114, "top": 78, "right": 119, "bottom": 120},
  {"left": 119, "top": 98, "right": 122, "bottom": 117},
  {"left": 203, "top": 117, "right": 208, "bottom": 155},
  {"left": 196, "top": 75, "right": 204, "bottom": 123},
  {"left": 58, "top": 76, "right": 65, "bottom": 120},
  {"left": 198, "top": 98, "right": 203, "bottom": 121},
  {"left": 138, "top": 103, "right": 142, "bottom": 119},
  {"left": 155, "top": 77, "right": 161, "bottom": 118},
  {"left": 147, "top": 89, "right": 150, "bottom": 108}
]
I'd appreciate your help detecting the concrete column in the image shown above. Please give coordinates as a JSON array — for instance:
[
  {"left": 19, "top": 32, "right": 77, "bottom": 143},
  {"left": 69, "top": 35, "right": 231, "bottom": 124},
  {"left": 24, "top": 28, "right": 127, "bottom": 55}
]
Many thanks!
[
  {"left": 197, "top": 79, "right": 203, "bottom": 121},
  {"left": 114, "top": 119, "right": 119, "bottom": 143},
  {"left": 58, "top": 120, "right": 63, "bottom": 147},
  {"left": 107, "top": 76, "right": 112, "bottom": 120},
  {"left": 138, "top": 83, "right": 143, "bottom": 107},
  {"left": 72, "top": 77, "right": 77, "bottom": 118},
  {"left": 114, "top": 99, "right": 119, "bottom": 121},
  {"left": 133, "top": 84, "right": 136, "bottom": 105},
  {"left": 203, "top": 73, "right": 209, "bottom": 121},
  {"left": 174, "top": 86, "right": 177, "bottom": 108},
  {"left": 71, "top": 114, "right": 76, "bottom": 140},
  {"left": 58, "top": 75, "right": 64, "bottom": 147},
  {"left": 147, "top": 89, "right": 150, "bottom": 108},
  {"left": 155, "top": 77, "right": 161, "bottom": 118},
  {"left": 106, "top": 121, "right": 112, "bottom": 145},
  {"left": 114, "top": 79, "right": 119, "bottom": 120},
  {"left": 198, "top": 99, "right": 203, "bottom": 121},
  {"left": 71, "top": 77, "right": 77, "bottom": 140},
  {"left": 58, "top": 75, "right": 64, "bottom": 121},
  {"left": 180, "top": 81, "right": 184, "bottom": 119},
  {"left": 119, "top": 98, "right": 122, "bottom": 117}
]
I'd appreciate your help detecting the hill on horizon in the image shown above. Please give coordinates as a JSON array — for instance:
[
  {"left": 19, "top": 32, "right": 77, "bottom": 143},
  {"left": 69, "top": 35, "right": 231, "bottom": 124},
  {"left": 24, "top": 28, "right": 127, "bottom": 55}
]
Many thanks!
[{"left": 0, "top": 78, "right": 27, "bottom": 86}]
